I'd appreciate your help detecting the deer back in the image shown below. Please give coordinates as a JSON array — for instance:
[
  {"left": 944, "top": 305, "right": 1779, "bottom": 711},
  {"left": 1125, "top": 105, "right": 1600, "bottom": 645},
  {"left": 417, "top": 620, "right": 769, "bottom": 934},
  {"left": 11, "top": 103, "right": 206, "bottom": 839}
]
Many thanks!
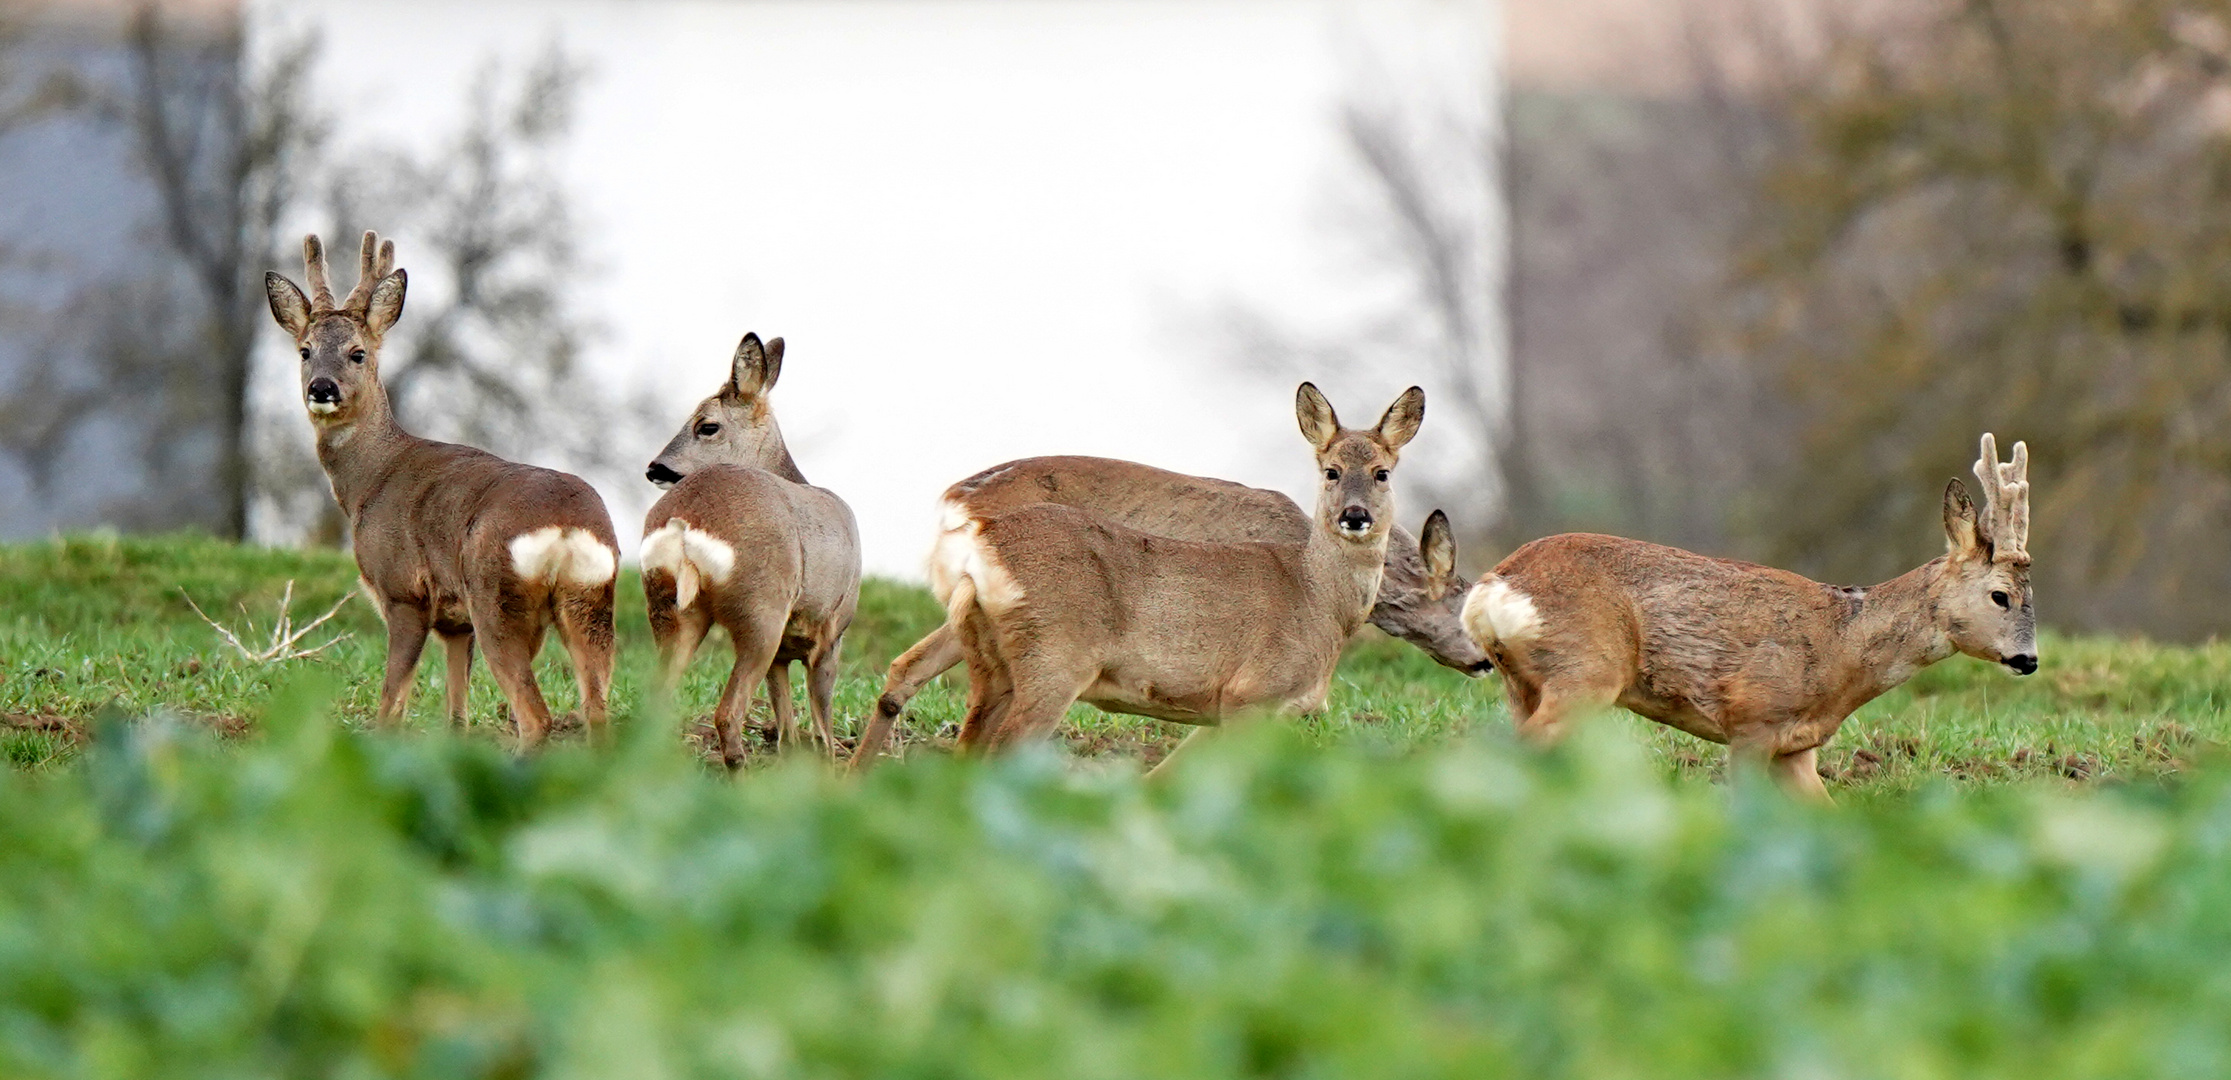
[
  {"left": 946, "top": 504, "right": 1352, "bottom": 716},
  {"left": 642, "top": 464, "right": 860, "bottom": 626},
  {"left": 939, "top": 454, "right": 1486, "bottom": 672}
]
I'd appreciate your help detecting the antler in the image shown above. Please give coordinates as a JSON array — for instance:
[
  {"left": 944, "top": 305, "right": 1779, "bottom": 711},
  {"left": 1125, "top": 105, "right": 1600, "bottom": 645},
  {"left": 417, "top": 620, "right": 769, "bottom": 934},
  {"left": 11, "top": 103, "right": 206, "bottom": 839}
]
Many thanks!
[
  {"left": 340, "top": 230, "right": 393, "bottom": 314},
  {"left": 302, "top": 235, "right": 336, "bottom": 311},
  {"left": 1972, "top": 433, "right": 2030, "bottom": 564}
]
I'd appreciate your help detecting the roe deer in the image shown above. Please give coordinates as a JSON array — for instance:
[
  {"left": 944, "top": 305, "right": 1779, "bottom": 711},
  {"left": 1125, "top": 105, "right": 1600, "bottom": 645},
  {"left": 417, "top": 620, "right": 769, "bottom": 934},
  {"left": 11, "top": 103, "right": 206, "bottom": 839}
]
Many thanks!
[
  {"left": 640, "top": 333, "right": 861, "bottom": 767},
  {"left": 928, "top": 383, "right": 1429, "bottom": 773},
  {"left": 1462, "top": 433, "right": 2036, "bottom": 800},
  {"left": 265, "top": 232, "right": 619, "bottom": 748},
  {"left": 848, "top": 455, "right": 1481, "bottom": 768}
]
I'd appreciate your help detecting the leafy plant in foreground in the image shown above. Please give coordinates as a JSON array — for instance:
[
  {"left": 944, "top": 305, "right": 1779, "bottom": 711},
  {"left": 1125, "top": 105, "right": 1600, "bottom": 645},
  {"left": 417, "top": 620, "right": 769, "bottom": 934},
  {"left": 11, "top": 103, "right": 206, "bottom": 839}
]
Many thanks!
[{"left": 1, "top": 683, "right": 2229, "bottom": 1077}]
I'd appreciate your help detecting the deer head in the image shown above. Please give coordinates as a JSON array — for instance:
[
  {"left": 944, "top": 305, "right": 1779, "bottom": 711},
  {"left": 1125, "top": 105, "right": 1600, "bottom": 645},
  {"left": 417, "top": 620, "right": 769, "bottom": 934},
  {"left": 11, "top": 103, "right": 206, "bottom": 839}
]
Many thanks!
[
  {"left": 264, "top": 232, "right": 406, "bottom": 427},
  {"left": 1938, "top": 433, "right": 2036, "bottom": 675},
  {"left": 646, "top": 332, "right": 793, "bottom": 488},
  {"left": 1296, "top": 382, "right": 1425, "bottom": 547},
  {"left": 1367, "top": 509, "right": 1494, "bottom": 673}
]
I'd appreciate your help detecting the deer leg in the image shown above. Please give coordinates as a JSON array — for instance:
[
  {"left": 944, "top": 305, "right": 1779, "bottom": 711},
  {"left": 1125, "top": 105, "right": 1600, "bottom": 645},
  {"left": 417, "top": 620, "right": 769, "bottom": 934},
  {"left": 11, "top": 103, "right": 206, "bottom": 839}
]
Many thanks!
[
  {"left": 1513, "top": 664, "right": 1621, "bottom": 745},
  {"left": 951, "top": 600, "right": 1020, "bottom": 753},
  {"left": 807, "top": 633, "right": 844, "bottom": 761},
  {"left": 1768, "top": 747, "right": 1833, "bottom": 803},
  {"left": 851, "top": 623, "right": 965, "bottom": 769},
  {"left": 766, "top": 663, "right": 802, "bottom": 754},
  {"left": 376, "top": 604, "right": 432, "bottom": 726},
  {"left": 956, "top": 680, "right": 1012, "bottom": 752},
  {"left": 439, "top": 631, "right": 474, "bottom": 727},
  {"left": 1516, "top": 693, "right": 1613, "bottom": 745},
  {"left": 712, "top": 619, "right": 783, "bottom": 770},
  {"left": 477, "top": 607, "right": 554, "bottom": 752},
  {"left": 554, "top": 584, "right": 616, "bottom": 737},
  {"left": 653, "top": 605, "right": 712, "bottom": 699},
  {"left": 1144, "top": 724, "right": 1213, "bottom": 779},
  {"left": 982, "top": 669, "right": 1092, "bottom": 753}
]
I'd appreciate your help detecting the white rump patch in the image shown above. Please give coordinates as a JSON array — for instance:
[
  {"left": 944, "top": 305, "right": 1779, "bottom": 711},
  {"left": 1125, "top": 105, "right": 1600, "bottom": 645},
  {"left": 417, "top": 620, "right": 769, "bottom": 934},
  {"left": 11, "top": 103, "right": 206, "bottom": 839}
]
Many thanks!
[
  {"left": 925, "top": 504, "right": 1024, "bottom": 613},
  {"left": 640, "top": 518, "right": 734, "bottom": 610},
  {"left": 1461, "top": 576, "right": 1543, "bottom": 647},
  {"left": 508, "top": 526, "right": 618, "bottom": 589},
  {"left": 937, "top": 496, "right": 970, "bottom": 533}
]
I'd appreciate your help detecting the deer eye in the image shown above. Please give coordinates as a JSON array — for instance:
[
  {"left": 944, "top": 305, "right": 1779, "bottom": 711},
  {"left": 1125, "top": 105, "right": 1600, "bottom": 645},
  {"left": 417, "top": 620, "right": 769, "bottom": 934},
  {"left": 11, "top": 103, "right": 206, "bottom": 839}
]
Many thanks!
[
  {"left": 298, "top": 347, "right": 310, "bottom": 361},
  {"left": 696, "top": 422, "right": 721, "bottom": 438},
  {"left": 1991, "top": 590, "right": 2010, "bottom": 609},
  {"left": 1323, "top": 467, "right": 1340, "bottom": 481},
  {"left": 1374, "top": 468, "right": 1390, "bottom": 482},
  {"left": 348, "top": 349, "right": 366, "bottom": 364}
]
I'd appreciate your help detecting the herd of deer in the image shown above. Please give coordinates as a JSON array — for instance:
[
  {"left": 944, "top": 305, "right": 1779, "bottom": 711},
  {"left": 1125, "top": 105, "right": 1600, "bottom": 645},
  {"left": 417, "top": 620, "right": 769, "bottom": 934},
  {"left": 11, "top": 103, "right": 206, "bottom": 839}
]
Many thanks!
[{"left": 265, "top": 232, "right": 2038, "bottom": 799}]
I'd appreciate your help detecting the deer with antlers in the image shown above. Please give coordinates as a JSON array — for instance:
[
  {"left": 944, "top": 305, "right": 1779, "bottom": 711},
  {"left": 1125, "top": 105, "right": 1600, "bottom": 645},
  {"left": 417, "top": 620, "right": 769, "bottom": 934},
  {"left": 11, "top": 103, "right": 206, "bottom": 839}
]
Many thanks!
[
  {"left": 1462, "top": 434, "right": 2036, "bottom": 799},
  {"left": 640, "top": 333, "right": 861, "bottom": 767},
  {"left": 848, "top": 455, "right": 1480, "bottom": 768},
  {"left": 264, "top": 232, "right": 620, "bottom": 748},
  {"left": 927, "top": 383, "right": 1431, "bottom": 772}
]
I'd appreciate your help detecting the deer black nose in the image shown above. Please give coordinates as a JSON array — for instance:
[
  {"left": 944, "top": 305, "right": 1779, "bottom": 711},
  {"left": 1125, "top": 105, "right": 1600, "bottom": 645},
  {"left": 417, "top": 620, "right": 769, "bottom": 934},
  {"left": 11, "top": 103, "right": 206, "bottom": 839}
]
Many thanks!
[
  {"left": 1337, "top": 507, "right": 1373, "bottom": 531},
  {"left": 306, "top": 378, "right": 340, "bottom": 404},
  {"left": 2004, "top": 653, "right": 2038, "bottom": 675},
  {"left": 645, "top": 461, "right": 683, "bottom": 487}
]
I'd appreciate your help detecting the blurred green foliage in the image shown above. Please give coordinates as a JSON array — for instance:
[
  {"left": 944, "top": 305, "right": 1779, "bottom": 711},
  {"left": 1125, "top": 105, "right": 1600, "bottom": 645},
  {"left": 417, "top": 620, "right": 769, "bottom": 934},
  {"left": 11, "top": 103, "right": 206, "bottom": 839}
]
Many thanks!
[{"left": 5, "top": 697, "right": 2231, "bottom": 1077}]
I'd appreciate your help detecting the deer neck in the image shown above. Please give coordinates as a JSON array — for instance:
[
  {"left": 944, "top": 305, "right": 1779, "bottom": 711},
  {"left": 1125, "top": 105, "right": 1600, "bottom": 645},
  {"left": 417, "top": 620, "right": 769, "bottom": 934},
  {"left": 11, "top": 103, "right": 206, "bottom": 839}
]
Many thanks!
[
  {"left": 1837, "top": 558, "right": 1958, "bottom": 697},
  {"left": 1301, "top": 524, "right": 1388, "bottom": 636},
  {"left": 740, "top": 413, "right": 809, "bottom": 485},
  {"left": 312, "top": 383, "right": 411, "bottom": 520}
]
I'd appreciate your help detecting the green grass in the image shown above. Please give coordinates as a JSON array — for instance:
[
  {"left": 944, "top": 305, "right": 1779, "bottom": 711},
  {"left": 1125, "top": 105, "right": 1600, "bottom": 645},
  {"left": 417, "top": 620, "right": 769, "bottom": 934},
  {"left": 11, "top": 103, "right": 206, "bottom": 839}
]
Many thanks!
[{"left": 5, "top": 533, "right": 2228, "bottom": 792}]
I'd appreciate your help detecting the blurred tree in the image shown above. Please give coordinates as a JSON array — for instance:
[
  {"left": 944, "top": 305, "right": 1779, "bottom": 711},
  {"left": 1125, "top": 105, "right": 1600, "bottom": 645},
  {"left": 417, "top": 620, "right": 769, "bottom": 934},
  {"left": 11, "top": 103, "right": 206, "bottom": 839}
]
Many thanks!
[
  {"left": 119, "top": 5, "right": 324, "bottom": 540},
  {"left": 1725, "top": 0, "right": 2231, "bottom": 637},
  {"left": 1214, "top": 68, "right": 1521, "bottom": 551},
  {"left": 1217, "top": 20, "right": 1775, "bottom": 560},
  {"left": 0, "top": 4, "right": 262, "bottom": 534},
  {"left": 253, "top": 45, "right": 657, "bottom": 545},
  {"left": 21, "top": 9, "right": 648, "bottom": 546}
]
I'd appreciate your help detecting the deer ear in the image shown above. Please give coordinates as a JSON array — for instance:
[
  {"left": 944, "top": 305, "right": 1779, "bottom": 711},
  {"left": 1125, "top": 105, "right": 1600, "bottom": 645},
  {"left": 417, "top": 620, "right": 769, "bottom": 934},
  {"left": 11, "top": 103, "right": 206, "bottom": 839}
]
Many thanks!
[
  {"left": 1420, "top": 509, "right": 1457, "bottom": 583},
  {"left": 731, "top": 332, "right": 777, "bottom": 396},
  {"left": 1375, "top": 386, "right": 1426, "bottom": 450},
  {"left": 364, "top": 270, "right": 407, "bottom": 335},
  {"left": 762, "top": 336, "right": 784, "bottom": 391},
  {"left": 1943, "top": 478, "right": 1984, "bottom": 560},
  {"left": 1296, "top": 382, "right": 1339, "bottom": 450},
  {"left": 266, "top": 272, "right": 310, "bottom": 337}
]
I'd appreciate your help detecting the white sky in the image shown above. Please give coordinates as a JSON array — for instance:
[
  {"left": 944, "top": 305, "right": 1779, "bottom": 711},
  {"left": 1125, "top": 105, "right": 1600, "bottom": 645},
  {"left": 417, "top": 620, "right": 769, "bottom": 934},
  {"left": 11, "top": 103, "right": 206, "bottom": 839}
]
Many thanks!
[{"left": 263, "top": 0, "right": 1497, "bottom": 577}]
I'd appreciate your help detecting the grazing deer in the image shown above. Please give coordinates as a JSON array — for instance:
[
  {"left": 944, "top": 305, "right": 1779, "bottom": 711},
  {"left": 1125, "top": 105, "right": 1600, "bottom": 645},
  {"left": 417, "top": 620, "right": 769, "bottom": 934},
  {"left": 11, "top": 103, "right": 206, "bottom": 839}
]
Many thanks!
[
  {"left": 1462, "top": 434, "right": 2036, "bottom": 800},
  {"left": 640, "top": 333, "right": 861, "bottom": 768},
  {"left": 849, "top": 455, "right": 1481, "bottom": 768},
  {"left": 926, "top": 383, "right": 1428, "bottom": 772},
  {"left": 264, "top": 232, "right": 619, "bottom": 748}
]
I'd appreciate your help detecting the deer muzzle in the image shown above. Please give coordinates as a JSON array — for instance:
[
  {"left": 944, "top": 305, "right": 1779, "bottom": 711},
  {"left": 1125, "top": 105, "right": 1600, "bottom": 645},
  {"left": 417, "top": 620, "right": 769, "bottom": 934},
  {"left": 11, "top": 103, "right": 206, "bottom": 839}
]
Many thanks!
[
  {"left": 645, "top": 461, "right": 683, "bottom": 489},
  {"left": 306, "top": 377, "right": 341, "bottom": 414},
  {"left": 1336, "top": 507, "right": 1373, "bottom": 535}
]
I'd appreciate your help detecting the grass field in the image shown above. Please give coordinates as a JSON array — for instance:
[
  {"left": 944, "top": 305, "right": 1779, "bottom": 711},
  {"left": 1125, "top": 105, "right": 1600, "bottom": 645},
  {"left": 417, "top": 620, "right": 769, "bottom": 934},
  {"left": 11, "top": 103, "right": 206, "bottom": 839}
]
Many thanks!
[
  {"left": 3, "top": 532, "right": 2227, "bottom": 794},
  {"left": 8, "top": 533, "right": 2231, "bottom": 1076}
]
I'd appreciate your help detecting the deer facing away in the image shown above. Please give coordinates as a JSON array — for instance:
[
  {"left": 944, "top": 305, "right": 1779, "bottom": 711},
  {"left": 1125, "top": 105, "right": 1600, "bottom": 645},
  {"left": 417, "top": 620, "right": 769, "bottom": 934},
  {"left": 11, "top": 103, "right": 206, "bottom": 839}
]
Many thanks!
[
  {"left": 265, "top": 233, "right": 620, "bottom": 748},
  {"left": 640, "top": 333, "right": 861, "bottom": 767},
  {"left": 929, "top": 383, "right": 1429, "bottom": 772},
  {"left": 848, "top": 455, "right": 1478, "bottom": 768},
  {"left": 1462, "top": 434, "right": 2035, "bottom": 799}
]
